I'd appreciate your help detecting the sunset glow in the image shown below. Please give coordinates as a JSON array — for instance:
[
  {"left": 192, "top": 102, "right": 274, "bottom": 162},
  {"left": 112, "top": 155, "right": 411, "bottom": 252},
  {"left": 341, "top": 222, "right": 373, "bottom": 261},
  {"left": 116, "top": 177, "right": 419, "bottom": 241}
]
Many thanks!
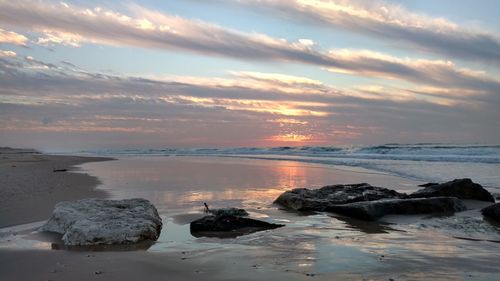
[
  {"left": 269, "top": 134, "right": 315, "bottom": 143},
  {"left": 0, "top": 0, "right": 499, "bottom": 150}
]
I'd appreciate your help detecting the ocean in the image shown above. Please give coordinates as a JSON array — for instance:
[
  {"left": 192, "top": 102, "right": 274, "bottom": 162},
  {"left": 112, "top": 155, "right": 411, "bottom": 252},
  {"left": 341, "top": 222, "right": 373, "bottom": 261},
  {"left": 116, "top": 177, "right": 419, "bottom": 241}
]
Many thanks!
[{"left": 76, "top": 143, "right": 500, "bottom": 191}]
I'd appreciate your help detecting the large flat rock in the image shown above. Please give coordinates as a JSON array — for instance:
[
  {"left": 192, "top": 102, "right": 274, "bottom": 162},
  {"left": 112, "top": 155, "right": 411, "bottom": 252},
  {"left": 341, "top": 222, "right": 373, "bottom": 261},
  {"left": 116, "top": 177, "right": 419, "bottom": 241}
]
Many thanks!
[
  {"left": 328, "top": 197, "right": 467, "bottom": 221},
  {"left": 410, "top": 178, "right": 494, "bottom": 202},
  {"left": 274, "top": 183, "right": 406, "bottom": 211},
  {"left": 41, "top": 198, "right": 162, "bottom": 246}
]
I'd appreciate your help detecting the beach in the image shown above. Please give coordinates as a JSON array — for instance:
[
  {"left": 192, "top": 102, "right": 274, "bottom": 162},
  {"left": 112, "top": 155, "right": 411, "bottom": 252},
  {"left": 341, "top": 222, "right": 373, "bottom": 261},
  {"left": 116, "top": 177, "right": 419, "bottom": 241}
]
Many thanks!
[
  {"left": 0, "top": 148, "right": 112, "bottom": 228},
  {"left": 1, "top": 150, "right": 499, "bottom": 280},
  {"left": 2, "top": 0, "right": 499, "bottom": 279}
]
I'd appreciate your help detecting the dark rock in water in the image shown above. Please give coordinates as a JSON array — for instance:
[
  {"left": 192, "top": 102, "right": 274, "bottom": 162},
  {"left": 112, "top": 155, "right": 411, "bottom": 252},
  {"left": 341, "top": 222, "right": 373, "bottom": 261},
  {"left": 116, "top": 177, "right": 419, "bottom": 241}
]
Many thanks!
[
  {"left": 493, "top": 193, "right": 500, "bottom": 200},
  {"left": 410, "top": 178, "right": 494, "bottom": 202},
  {"left": 190, "top": 215, "right": 284, "bottom": 238},
  {"left": 208, "top": 208, "right": 248, "bottom": 217},
  {"left": 328, "top": 197, "right": 467, "bottom": 221},
  {"left": 41, "top": 198, "right": 162, "bottom": 246},
  {"left": 53, "top": 168, "right": 68, "bottom": 172},
  {"left": 418, "top": 182, "right": 439, "bottom": 187},
  {"left": 274, "top": 183, "right": 407, "bottom": 211},
  {"left": 481, "top": 203, "right": 500, "bottom": 222}
]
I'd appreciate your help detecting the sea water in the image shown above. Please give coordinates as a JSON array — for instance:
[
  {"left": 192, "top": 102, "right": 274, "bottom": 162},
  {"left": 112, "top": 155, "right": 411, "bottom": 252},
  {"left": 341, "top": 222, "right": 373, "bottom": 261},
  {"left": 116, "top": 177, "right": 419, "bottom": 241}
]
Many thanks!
[{"left": 77, "top": 143, "right": 500, "bottom": 190}]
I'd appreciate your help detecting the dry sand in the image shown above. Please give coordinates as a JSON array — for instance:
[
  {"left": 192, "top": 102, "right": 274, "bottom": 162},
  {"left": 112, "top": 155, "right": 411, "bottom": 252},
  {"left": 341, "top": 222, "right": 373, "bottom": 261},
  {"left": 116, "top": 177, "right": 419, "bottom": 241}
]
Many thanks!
[{"left": 0, "top": 147, "right": 112, "bottom": 228}]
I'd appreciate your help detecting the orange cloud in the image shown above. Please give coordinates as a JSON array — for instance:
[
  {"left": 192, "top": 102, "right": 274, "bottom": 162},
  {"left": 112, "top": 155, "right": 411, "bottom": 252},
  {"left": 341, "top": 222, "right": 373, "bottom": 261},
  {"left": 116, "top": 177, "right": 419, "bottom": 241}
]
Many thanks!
[
  {"left": 267, "top": 118, "right": 309, "bottom": 125},
  {"left": 267, "top": 133, "right": 315, "bottom": 143},
  {"left": 173, "top": 95, "right": 330, "bottom": 117},
  {"left": 0, "top": 28, "right": 27, "bottom": 45},
  {"left": 36, "top": 30, "right": 84, "bottom": 47}
]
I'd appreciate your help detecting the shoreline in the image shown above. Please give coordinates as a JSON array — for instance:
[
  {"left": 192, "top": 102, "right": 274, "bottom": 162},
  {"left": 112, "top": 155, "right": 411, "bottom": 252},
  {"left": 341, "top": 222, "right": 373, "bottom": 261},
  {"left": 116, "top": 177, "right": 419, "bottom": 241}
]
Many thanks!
[
  {"left": 0, "top": 148, "right": 113, "bottom": 228},
  {"left": 1, "top": 150, "right": 499, "bottom": 280}
]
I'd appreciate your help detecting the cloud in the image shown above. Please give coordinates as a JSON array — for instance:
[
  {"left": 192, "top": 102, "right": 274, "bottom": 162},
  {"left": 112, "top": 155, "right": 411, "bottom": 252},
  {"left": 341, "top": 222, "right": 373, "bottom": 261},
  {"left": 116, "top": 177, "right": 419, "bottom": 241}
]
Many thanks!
[
  {"left": 147, "top": 71, "right": 329, "bottom": 96},
  {"left": 0, "top": 1, "right": 330, "bottom": 63},
  {"left": 267, "top": 118, "right": 309, "bottom": 125},
  {"left": 4, "top": 53, "right": 489, "bottom": 111},
  {"left": 0, "top": 28, "right": 28, "bottom": 45},
  {"left": 325, "top": 49, "right": 500, "bottom": 96},
  {"left": 36, "top": 30, "right": 83, "bottom": 47},
  {"left": 0, "top": 55, "right": 333, "bottom": 117},
  {"left": 1, "top": 55, "right": 499, "bottom": 149},
  {"left": 1, "top": 1, "right": 498, "bottom": 97},
  {"left": 2, "top": 54, "right": 497, "bottom": 109},
  {"left": 225, "top": 0, "right": 500, "bottom": 64},
  {"left": 267, "top": 133, "right": 316, "bottom": 143},
  {"left": 0, "top": 50, "right": 16, "bottom": 57}
]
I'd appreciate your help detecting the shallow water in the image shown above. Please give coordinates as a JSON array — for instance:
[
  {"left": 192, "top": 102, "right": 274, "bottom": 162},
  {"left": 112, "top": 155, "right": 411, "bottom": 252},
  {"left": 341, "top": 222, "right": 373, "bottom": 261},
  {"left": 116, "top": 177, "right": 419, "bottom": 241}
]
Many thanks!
[
  {"left": 81, "top": 156, "right": 419, "bottom": 213},
  {"left": 1, "top": 156, "right": 500, "bottom": 280},
  {"left": 76, "top": 143, "right": 500, "bottom": 189}
]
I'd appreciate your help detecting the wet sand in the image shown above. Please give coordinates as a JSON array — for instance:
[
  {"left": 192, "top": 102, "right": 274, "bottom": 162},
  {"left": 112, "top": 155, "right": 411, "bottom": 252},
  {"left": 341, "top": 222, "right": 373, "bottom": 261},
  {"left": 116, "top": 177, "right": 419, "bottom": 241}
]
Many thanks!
[
  {"left": 0, "top": 148, "right": 112, "bottom": 227},
  {"left": 0, "top": 248, "right": 308, "bottom": 281},
  {"left": 1, "top": 153, "right": 499, "bottom": 280}
]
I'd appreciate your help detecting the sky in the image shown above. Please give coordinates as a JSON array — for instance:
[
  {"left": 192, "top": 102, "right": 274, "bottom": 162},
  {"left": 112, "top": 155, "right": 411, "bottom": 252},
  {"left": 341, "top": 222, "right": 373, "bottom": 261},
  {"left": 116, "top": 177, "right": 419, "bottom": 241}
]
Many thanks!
[{"left": 0, "top": 0, "right": 499, "bottom": 151}]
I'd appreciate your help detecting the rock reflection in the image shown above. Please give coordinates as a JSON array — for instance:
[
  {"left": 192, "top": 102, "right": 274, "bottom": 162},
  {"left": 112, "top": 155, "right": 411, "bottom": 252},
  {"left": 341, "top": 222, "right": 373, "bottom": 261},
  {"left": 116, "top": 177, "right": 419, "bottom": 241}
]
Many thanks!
[
  {"left": 50, "top": 240, "right": 155, "bottom": 251},
  {"left": 171, "top": 213, "right": 206, "bottom": 225},
  {"left": 190, "top": 228, "right": 277, "bottom": 239},
  {"left": 329, "top": 214, "right": 401, "bottom": 234}
]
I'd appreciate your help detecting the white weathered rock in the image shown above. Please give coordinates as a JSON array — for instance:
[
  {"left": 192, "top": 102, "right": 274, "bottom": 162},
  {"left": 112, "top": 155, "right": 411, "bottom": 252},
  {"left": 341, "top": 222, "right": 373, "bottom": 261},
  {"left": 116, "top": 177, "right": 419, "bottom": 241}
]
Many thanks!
[{"left": 41, "top": 198, "right": 162, "bottom": 246}]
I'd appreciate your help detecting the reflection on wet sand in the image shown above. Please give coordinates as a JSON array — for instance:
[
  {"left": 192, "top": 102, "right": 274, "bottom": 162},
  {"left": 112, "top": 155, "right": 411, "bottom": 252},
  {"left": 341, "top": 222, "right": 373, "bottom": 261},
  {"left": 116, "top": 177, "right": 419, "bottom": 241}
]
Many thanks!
[
  {"left": 328, "top": 214, "right": 401, "bottom": 234},
  {"left": 50, "top": 241, "right": 155, "bottom": 251},
  {"left": 80, "top": 156, "right": 418, "bottom": 208},
  {"left": 3, "top": 156, "right": 499, "bottom": 280},
  {"left": 173, "top": 188, "right": 288, "bottom": 208}
]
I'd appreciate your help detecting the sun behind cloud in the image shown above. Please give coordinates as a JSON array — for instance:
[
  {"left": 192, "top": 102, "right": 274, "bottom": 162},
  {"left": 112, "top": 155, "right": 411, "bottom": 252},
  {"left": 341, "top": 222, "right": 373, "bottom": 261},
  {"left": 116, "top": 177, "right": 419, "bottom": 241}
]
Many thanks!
[{"left": 267, "top": 133, "right": 315, "bottom": 144}]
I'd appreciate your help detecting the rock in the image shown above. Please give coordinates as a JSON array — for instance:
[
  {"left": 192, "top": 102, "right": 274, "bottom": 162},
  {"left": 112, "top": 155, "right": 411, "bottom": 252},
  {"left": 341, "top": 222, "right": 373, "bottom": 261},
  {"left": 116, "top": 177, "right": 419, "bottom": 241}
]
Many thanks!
[
  {"left": 410, "top": 179, "right": 494, "bottom": 202},
  {"left": 274, "top": 183, "right": 407, "bottom": 211},
  {"left": 52, "top": 169, "right": 68, "bottom": 172},
  {"left": 328, "top": 197, "right": 467, "bottom": 221},
  {"left": 41, "top": 198, "right": 162, "bottom": 246},
  {"left": 481, "top": 203, "right": 500, "bottom": 222},
  {"left": 418, "top": 182, "right": 439, "bottom": 187},
  {"left": 493, "top": 193, "right": 500, "bottom": 200},
  {"left": 190, "top": 215, "right": 284, "bottom": 238},
  {"left": 208, "top": 208, "right": 249, "bottom": 217}
]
